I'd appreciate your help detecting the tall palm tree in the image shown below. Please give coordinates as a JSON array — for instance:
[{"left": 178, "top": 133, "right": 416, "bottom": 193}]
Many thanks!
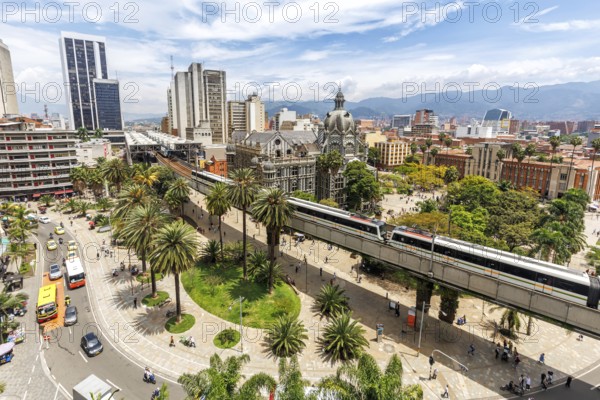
[
  {"left": 121, "top": 204, "right": 171, "bottom": 296},
  {"left": 149, "top": 221, "right": 199, "bottom": 322},
  {"left": 549, "top": 135, "right": 562, "bottom": 165},
  {"left": 425, "top": 137, "right": 433, "bottom": 164},
  {"left": 566, "top": 136, "right": 584, "bottom": 185},
  {"left": 321, "top": 311, "right": 369, "bottom": 362},
  {"left": 38, "top": 194, "right": 54, "bottom": 207},
  {"left": 165, "top": 177, "right": 191, "bottom": 218},
  {"left": 588, "top": 138, "right": 600, "bottom": 195},
  {"left": 251, "top": 188, "right": 294, "bottom": 262},
  {"left": 266, "top": 314, "right": 308, "bottom": 358},
  {"left": 114, "top": 183, "right": 150, "bottom": 219},
  {"left": 315, "top": 284, "right": 350, "bottom": 318},
  {"left": 178, "top": 353, "right": 276, "bottom": 400},
  {"left": 438, "top": 132, "right": 446, "bottom": 146},
  {"left": 70, "top": 166, "right": 89, "bottom": 195},
  {"left": 133, "top": 168, "right": 159, "bottom": 187},
  {"left": 430, "top": 147, "right": 439, "bottom": 164},
  {"left": 95, "top": 197, "right": 112, "bottom": 212},
  {"left": 248, "top": 250, "right": 269, "bottom": 278},
  {"left": 254, "top": 260, "right": 283, "bottom": 294},
  {"left": 227, "top": 168, "right": 258, "bottom": 280},
  {"left": 511, "top": 144, "right": 526, "bottom": 188},
  {"left": 444, "top": 137, "right": 453, "bottom": 155},
  {"left": 86, "top": 168, "right": 105, "bottom": 198},
  {"left": 205, "top": 182, "right": 231, "bottom": 259},
  {"left": 319, "top": 353, "right": 414, "bottom": 400},
  {"left": 201, "top": 239, "right": 221, "bottom": 264},
  {"left": 100, "top": 158, "right": 129, "bottom": 193}
]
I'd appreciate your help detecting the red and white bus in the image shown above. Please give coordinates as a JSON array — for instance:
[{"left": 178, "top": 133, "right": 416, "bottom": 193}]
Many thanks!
[{"left": 65, "top": 258, "right": 85, "bottom": 289}]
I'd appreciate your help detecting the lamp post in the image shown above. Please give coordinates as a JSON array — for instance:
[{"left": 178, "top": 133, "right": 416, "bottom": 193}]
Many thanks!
[
  {"left": 239, "top": 296, "right": 244, "bottom": 353},
  {"left": 108, "top": 388, "right": 120, "bottom": 399},
  {"left": 417, "top": 300, "right": 428, "bottom": 357}
]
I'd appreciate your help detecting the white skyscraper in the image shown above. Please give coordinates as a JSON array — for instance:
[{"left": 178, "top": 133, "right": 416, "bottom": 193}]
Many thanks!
[{"left": 0, "top": 40, "right": 19, "bottom": 116}]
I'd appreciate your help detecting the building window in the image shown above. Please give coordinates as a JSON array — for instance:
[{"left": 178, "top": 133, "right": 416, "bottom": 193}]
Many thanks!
[{"left": 560, "top": 173, "right": 567, "bottom": 181}]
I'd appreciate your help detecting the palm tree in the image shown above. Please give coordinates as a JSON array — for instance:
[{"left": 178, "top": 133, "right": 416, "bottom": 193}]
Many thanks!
[
  {"left": 511, "top": 144, "right": 526, "bottom": 188},
  {"left": 65, "top": 198, "right": 78, "bottom": 214},
  {"left": 113, "top": 183, "right": 150, "bottom": 219},
  {"left": 525, "top": 143, "right": 536, "bottom": 162},
  {"left": 248, "top": 250, "right": 269, "bottom": 278},
  {"left": 252, "top": 188, "right": 294, "bottom": 262},
  {"left": 133, "top": 168, "right": 159, "bottom": 187},
  {"left": 0, "top": 291, "right": 28, "bottom": 342},
  {"left": 549, "top": 135, "right": 561, "bottom": 164},
  {"left": 201, "top": 239, "right": 221, "bottom": 264},
  {"left": 566, "top": 136, "right": 584, "bottom": 185},
  {"left": 205, "top": 182, "right": 231, "bottom": 258},
  {"left": 277, "top": 356, "right": 315, "bottom": 400},
  {"left": 38, "top": 194, "right": 54, "bottom": 207},
  {"left": 438, "top": 132, "right": 446, "bottom": 146},
  {"left": 95, "top": 197, "right": 112, "bottom": 212},
  {"left": 149, "top": 221, "right": 199, "bottom": 323},
  {"left": 321, "top": 311, "right": 369, "bottom": 362},
  {"left": 499, "top": 308, "right": 521, "bottom": 336},
  {"left": 315, "top": 284, "right": 349, "bottom": 318},
  {"left": 430, "top": 147, "right": 439, "bottom": 164},
  {"left": 319, "top": 353, "right": 417, "bottom": 400},
  {"left": 76, "top": 201, "right": 92, "bottom": 216},
  {"left": 178, "top": 353, "right": 276, "bottom": 400},
  {"left": 86, "top": 168, "right": 105, "bottom": 198},
  {"left": 77, "top": 126, "right": 89, "bottom": 142},
  {"left": 165, "top": 177, "right": 191, "bottom": 218},
  {"left": 254, "top": 260, "right": 283, "bottom": 294},
  {"left": 100, "top": 158, "right": 129, "bottom": 193},
  {"left": 121, "top": 204, "right": 171, "bottom": 296},
  {"left": 227, "top": 168, "right": 258, "bottom": 280},
  {"left": 444, "top": 137, "right": 453, "bottom": 155},
  {"left": 70, "top": 166, "right": 89, "bottom": 195},
  {"left": 266, "top": 314, "right": 308, "bottom": 358},
  {"left": 588, "top": 138, "right": 600, "bottom": 193}
]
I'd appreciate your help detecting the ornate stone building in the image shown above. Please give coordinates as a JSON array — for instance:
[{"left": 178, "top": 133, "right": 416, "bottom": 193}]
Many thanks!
[{"left": 230, "top": 91, "right": 367, "bottom": 206}]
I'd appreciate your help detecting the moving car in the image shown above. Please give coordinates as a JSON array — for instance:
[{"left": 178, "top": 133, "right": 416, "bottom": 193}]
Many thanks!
[
  {"left": 67, "top": 240, "right": 78, "bottom": 251},
  {"left": 67, "top": 251, "right": 76, "bottom": 259},
  {"left": 80, "top": 332, "right": 103, "bottom": 357},
  {"left": 38, "top": 216, "right": 50, "bottom": 224},
  {"left": 25, "top": 214, "right": 38, "bottom": 221},
  {"left": 54, "top": 226, "right": 65, "bottom": 235},
  {"left": 64, "top": 306, "right": 77, "bottom": 326},
  {"left": 49, "top": 264, "right": 62, "bottom": 280},
  {"left": 46, "top": 240, "right": 57, "bottom": 251}
]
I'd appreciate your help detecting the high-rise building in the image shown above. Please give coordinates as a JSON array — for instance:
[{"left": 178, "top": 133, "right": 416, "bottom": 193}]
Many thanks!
[
  {"left": 414, "top": 109, "right": 435, "bottom": 125},
  {"left": 227, "top": 101, "right": 246, "bottom": 132},
  {"left": 273, "top": 108, "right": 296, "bottom": 131},
  {"left": 167, "top": 62, "right": 228, "bottom": 143},
  {"left": 245, "top": 94, "right": 265, "bottom": 133},
  {"left": 481, "top": 108, "right": 511, "bottom": 135},
  {"left": 391, "top": 115, "right": 412, "bottom": 130},
  {"left": 59, "top": 32, "right": 122, "bottom": 131},
  {"left": 0, "top": 40, "right": 18, "bottom": 116}
]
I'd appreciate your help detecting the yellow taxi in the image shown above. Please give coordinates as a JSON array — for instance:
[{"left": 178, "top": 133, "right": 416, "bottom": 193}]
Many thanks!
[
  {"left": 67, "top": 240, "right": 78, "bottom": 251},
  {"left": 54, "top": 226, "right": 65, "bottom": 235},
  {"left": 46, "top": 240, "right": 58, "bottom": 251}
]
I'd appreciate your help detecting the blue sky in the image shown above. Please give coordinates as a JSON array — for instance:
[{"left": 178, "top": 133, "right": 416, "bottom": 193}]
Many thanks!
[{"left": 2, "top": 0, "right": 600, "bottom": 118}]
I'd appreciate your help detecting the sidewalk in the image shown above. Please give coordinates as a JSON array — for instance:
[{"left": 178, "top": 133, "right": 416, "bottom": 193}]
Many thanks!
[{"left": 46, "top": 191, "right": 600, "bottom": 400}]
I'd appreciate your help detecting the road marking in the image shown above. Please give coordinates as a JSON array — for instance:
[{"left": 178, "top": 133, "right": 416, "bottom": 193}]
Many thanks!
[
  {"left": 53, "top": 384, "right": 59, "bottom": 400},
  {"left": 106, "top": 379, "right": 121, "bottom": 391},
  {"left": 591, "top": 383, "right": 600, "bottom": 390},
  {"left": 23, "top": 391, "right": 27, "bottom": 400},
  {"left": 31, "top": 365, "right": 35, "bottom": 373},
  {"left": 69, "top": 327, "right": 72, "bottom": 336},
  {"left": 78, "top": 351, "right": 88, "bottom": 363},
  {"left": 28, "top": 377, "right": 32, "bottom": 385},
  {"left": 58, "top": 384, "right": 72, "bottom": 400}
]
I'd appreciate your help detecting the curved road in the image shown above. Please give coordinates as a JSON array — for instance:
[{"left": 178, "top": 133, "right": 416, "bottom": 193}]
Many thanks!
[{"left": 37, "top": 221, "right": 185, "bottom": 400}]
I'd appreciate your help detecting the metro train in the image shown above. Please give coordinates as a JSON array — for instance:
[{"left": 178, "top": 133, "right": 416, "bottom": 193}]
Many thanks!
[
  {"left": 191, "top": 168, "right": 600, "bottom": 309},
  {"left": 389, "top": 226, "right": 600, "bottom": 309}
]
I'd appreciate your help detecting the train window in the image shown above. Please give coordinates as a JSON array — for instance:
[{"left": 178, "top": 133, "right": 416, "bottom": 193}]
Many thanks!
[
  {"left": 553, "top": 279, "right": 588, "bottom": 296},
  {"left": 536, "top": 274, "right": 552, "bottom": 285}
]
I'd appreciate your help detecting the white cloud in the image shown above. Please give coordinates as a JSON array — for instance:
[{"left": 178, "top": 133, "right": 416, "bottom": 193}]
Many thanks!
[{"left": 522, "top": 19, "right": 600, "bottom": 32}]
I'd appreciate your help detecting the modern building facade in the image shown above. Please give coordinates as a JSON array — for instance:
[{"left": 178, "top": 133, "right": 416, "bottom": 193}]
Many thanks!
[
  {"left": 0, "top": 40, "right": 19, "bottom": 117},
  {"left": 481, "top": 108, "right": 511, "bottom": 135},
  {"left": 0, "top": 126, "right": 77, "bottom": 200},
  {"left": 227, "top": 101, "right": 246, "bottom": 132},
  {"left": 168, "top": 62, "right": 227, "bottom": 143},
  {"left": 374, "top": 140, "right": 410, "bottom": 170},
  {"left": 391, "top": 115, "right": 412, "bottom": 130},
  {"left": 93, "top": 79, "right": 123, "bottom": 130},
  {"left": 245, "top": 94, "right": 265, "bottom": 132},
  {"left": 273, "top": 108, "right": 297, "bottom": 131}
]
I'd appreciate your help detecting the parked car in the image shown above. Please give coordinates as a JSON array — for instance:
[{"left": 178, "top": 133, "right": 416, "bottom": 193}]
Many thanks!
[
  {"left": 54, "top": 226, "right": 65, "bottom": 235},
  {"left": 49, "top": 264, "right": 62, "bottom": 280},
  {"left": 80, "top": 332, "right": 103, "bottom": 357},
  {"left": 25, "top": 214, "right": 38, "bottom": 221},
  {"left": 64, "top": 306, "right": 77, "bottom": 326},
  {"left": 46, "top": 240, "right": 57, "bottom": 251},
  {"left": 38, "top": 216, "right": 50, "bottom": 224}
]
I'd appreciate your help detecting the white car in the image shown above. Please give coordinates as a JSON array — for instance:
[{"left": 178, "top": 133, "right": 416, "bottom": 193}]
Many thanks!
[
  {"left": 38, "top": 216, "right": 50, "bottom": 224},
  {"left": 49, "top": 264, "right": 62, "bottom": 280}
]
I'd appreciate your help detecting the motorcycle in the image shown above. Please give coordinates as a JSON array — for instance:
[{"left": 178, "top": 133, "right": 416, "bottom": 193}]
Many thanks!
[
  {"left": 179, "top": 336, "right": 196, "bottom": 347},
  {"left": 58, "top": 238, "right": 64, "bottom": 245},
  {"left": 151, "top": 388, "right": 160, "bottom": 399},
  {"left": 131, "top": 266, "right": 140, "bottom": 276},
  {"left": 112, "top": 269, "right": 119, "bottom": 277},
  {"left": 143, "top": 369, "right": 156, "bottom": 384},
  {"left": 65, "top": 295, "right": 71, "bottom": 306}
]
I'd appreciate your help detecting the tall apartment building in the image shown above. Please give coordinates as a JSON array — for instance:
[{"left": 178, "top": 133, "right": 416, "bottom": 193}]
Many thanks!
[
  {"left": 245, "top": 94, "right": 265, "bottom": 132},
  {"left": 374, "top": 140, "right": 410, "bottom": 170},
  {"left": 273, "top": 108, "right": 297, "bottom": 131},
  {"left": 0, "top": 124, "right": 77, "bottom": 201},
  {"left": 59, "top": 32, "right": 123, "bottom": 131},
  {"left": 227, "top": 101, "right": 246, "bottom": 132},
  {"left": 0, "top": 40, "right": 19, "bottom": 117},
  {"left": 392, "top": 115, "right": 412, "bottom": 130},
  {"left": 414, "top": 109, "right": 435, "bottom": 125},
  {"left": 168, "top": 62, "right": 227, "bottom": 143}
]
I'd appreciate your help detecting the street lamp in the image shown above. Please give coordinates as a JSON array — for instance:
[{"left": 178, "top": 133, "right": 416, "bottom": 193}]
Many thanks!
[
  {"left": 108, "top": 388, "right": 121, "bottom": 399},
  {"left": 239, "top": 296, "right": 244, "bottom": 353}
]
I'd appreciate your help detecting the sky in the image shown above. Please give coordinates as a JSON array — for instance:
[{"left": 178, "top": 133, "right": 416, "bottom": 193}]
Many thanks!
[{"left": 2, "top": 0, "right": 600, "bottom": 119}]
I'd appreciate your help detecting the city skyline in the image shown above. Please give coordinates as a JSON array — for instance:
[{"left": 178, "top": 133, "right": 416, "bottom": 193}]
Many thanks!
[{"left": 0, "top": 0, "right": 599, "bottom": 118}]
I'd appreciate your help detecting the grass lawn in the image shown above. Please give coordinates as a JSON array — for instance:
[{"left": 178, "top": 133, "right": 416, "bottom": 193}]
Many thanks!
[
  {"left": 165, "top": 313, "right": 195, "bottom": 333},
  {"left": 214, "top": 328, "right": 240, "bottom": 349},
  {"left": 182, "top": 264, "right": 301, "bottom": 329},
  {"left": 142, "top": 290, "right": 169, "bottom": 307},
  {"left": 136, "top": 272, "right": 164, "bottom": 284}
]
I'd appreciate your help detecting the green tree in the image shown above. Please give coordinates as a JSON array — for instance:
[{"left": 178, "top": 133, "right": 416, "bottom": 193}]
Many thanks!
[
  {"left": 291, "top": 191, "right": 316, "bottom": 202},
  {"left": 77, "top": 126, "right": 89, "bottom": 142},
  {"left": 150, "top": 221, "right": 199, "bottom": 323},
  {"left": 525, "top": 143, "right": 536, "bottom": 162},
  {"left": 248, "top": 250, "right": 269, "bottom": 278},
  {"left": 252, "top": 188, "right": 294, "bottom": 262},
  {"left": 438, "top": 132, "right": 446, "bottom": 146},
  {"left": 76, "top": 200, "right": 92, "bottom": 216},
  {"left": 227, "top": 168, "right": 259, "bottom": 281},
  {"left": 254, "top": 261, "right": 283, "bottom": 294},
  {"left": 438, "top": 287, "right": 460, "bottom": 324},
  {"left": 321, "top": 311, "right": 369, "bottom": 362},
  {"left": 0, "top": 292, "right": 28, "bottom": 342},
  {"left": 566, "top": 136, "right": 584, "bottom": 184},
  {"left": 38, "top": 194, "right": 55, "bottom": 207},
  {"left": 487, "top": 189, "right": 540, "bottom": 251},
  {"left": 178, "top": 353, "right": 276, "bottom": 400},
  {"left": 86, "top": 168, "right": 106, "bottom": 198},
  {"left": 443, "top": 137, "right": 453, "bottom": 154},
  {"left": 443, "top": 166, "right": 460, "bottom": 184},
  {"left": 549, "top": 135, "right": 561, "bottom": 168},
  {"left": 446, "top": 175, "right": 500, "bottom": 211},
  {"left": 205, "top": 182, "right": 231, "bottom": 259},
  {"left": 315, "top": 284, "right": 350, "bottom": 318},
  {"left": 367, "top": 147, "right": 381, "bottom": 167},
  {"left": 266, "top": 314, "right": 308, "bottom": 358},
  {"left": 430, "top": 147, "right": 439, "bottom": 162},
  {"left": 165, "top": 177, "right": 191, "bottom": 218},
  {"left": 277, "top": 356, "right": 317, "bottom": 400},
  {"left": 65, "top": 198, "right": 78, "bottom": 214},
  {"left": 410, "top": 143, "right": 418, "bottom": 156},
  {"left": 496, "top": 148, "right": 506, "bottom": 163},
  {"left": 70, "top": 166, "right": 89, "bottom": 194},
  {"left": 589, "top": 138, "right": 600, "bottom": 187},
  {"left": 343, "top": 161, "right": 380, "bottom": 211},
  {"left": 133, "top": 168, "right": 159, "bottom": 187},
  {"left": 416, "top": 199, "right": 438, "bottom": 213},
  {"left": 100, "top": 158, "right": 129, "bottom": 193},
  {"left": 121, "top": 203, "right": 170, "bottom": 296},
  {"left": 201, "top": 239, "right": 221, "bottom": 264},
  {"left": 95, "top": 197, "right": 112, "bottom": 212},
  {"left": 113, "top": 183, "right": 150, "bottom": 219},
  {"left": 511, "top": 144, "right": 526, "bottom": 188},
  {"left": 319, "top": 198, "right": 339, "bottom": 208},
  {"left": 585, "top": 246, "right": 600, "bottom": 274},
  {"left": 465, "top": 146, "right": 473, "bottom": 156},
  {"left": 319, "top": 353, "right": 421, "bottom": 400}
]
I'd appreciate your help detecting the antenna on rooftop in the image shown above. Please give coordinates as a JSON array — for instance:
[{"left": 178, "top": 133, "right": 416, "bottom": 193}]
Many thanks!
[
  {"left": 170, "top": 55, "right": 174, "bottom": 79},
  {"left": 44, "top": 105, "right": 49, "bottom": 119}
]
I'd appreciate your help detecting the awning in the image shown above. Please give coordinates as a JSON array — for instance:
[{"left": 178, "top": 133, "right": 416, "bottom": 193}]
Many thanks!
[
  {"left": 54, "top": 189, "right": 73, "bottom": 195},
  {"left": 33, "top": 192, "right": 53, "bottom": 198}
]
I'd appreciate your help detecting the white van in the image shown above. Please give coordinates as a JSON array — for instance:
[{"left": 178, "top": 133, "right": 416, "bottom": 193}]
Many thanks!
[{"left": 293, "top": 233, "right": 305, "bottom": 242}]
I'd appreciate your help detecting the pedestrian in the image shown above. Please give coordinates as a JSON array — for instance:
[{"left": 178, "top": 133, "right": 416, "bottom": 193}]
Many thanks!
[
  {"left": 539, "top": 353, "right": 545, "bottom": 364},
  {"left": 97, "top": 252, "right": 100, "bottom": 260},
  {"left": 223, "top": 230, "right": 226, "bottom": 237},
  {"left": 495, "top": 346, "right": 500, "bottom": 359},
  {"left": 519, "top": 374, "right": 524, "bottom": 389},
  {"left": 514, "top": 355, "right": 520, "bottom": 369},
  {"left": 541, "top": 373, "right": 547, "bottom": 390},
  {"left": 325, "top": 257, "right": 328, "bottom": 264},
  {"left": 253, "top": 234, "right": 255, "bottom": 240},
  {"left": 333, "top": 271, "right": 337, "bottom": 280},
  {"left": 432, "top": 368, "right": 438, "bottom": 379},
  {"left": 468, "top": 344, "right": 475, "bottom": 356},
  {"left": 441, "top": 384, "right": 449, "bottom": 398},
  {"left": 319, "top": 267, "right": 323, "bottom": 277},
  {"left": 295, "top": 265, "right": 299, "bottom": 273},
  {"left": 170, "top": 336, "right": 175, "bottom": 347},
  {"left": 565, "top": 376, "right": 572, "bottom": 388},
  {"left": 395, "top": 302, "right": 400, "bottom": 317},
  {"left": 525, "top": 375, "right": 531, "bottom": 390},
  {"left": 133, "top": 297, "right": 137, "bottom": 309},
  {"left": 70, "top": 220, "right": 73, "bottom": 227}
]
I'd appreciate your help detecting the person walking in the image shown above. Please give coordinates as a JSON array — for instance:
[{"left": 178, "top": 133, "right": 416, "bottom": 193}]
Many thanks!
[
  {"left": 432, "top": 368, "right": 438, "bottom": 379},
  {"left": 541, "top": 373, "right": 547, "bottom": 390},
  {"left": 133, "top": 297, "right": 137, "bottom": 309},
  {"left": 495, "top": 345, "right": 500, "bottom": 359},
  {"left": 169, "top": 336, "right": 175, "bottom": 347},
  {"left": 395, "top": 302, "right": 400, "bottom": 317},
  {"left": 525, "top": 375, "right": 531, "bottom": 391},
  {"left": 467, "top": 344, "right": 475, "bottom": 356},
  {"left": 539, "top": 353, "right": 545, "bottom": 364},
  {"left": 441, "top": 385, "right": 449, "bottom": 398},
  {"left": 566, "top": 376, "right": 572, "bottom": 388}
]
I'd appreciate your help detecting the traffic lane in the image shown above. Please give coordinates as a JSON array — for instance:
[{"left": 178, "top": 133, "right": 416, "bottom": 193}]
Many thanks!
[{"left": 40, "top": 222, "right": 185, "bottom": 399}]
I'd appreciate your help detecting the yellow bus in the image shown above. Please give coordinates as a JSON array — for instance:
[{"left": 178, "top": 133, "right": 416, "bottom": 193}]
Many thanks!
[{"left": 36, "top": 284, "right": 58, "bottom": 323}]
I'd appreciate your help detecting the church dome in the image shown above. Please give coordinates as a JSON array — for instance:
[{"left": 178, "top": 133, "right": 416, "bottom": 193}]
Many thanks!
[
  {"left": 323, "top": 91, "right": 355, "bottom": 134},
  {"left": 262, "top": 161, "right": 275, "bottom": 171}
]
